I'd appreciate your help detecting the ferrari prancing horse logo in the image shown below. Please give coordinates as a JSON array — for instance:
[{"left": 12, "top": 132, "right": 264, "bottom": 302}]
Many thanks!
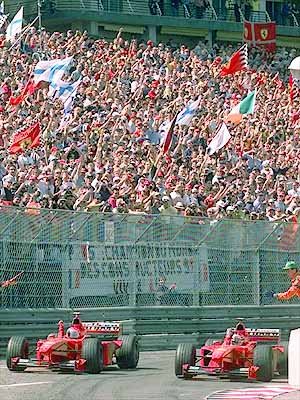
[
  {"left": 260, "top": 28, "right": 268, "bottom": 40},
  {"left": 244, "top": 26, "right": 248, "bottom": 39},
  {"left": 20, "top": 137, "right": 32, "bottom": 150}
]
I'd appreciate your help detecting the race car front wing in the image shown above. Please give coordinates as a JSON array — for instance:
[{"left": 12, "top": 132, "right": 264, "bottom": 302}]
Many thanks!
[
  {"left": 182, "top": 364, "right": 261, "bottom": 379},
  {"left": 10, "top": 357, "right": 87, "bottom": 372}
]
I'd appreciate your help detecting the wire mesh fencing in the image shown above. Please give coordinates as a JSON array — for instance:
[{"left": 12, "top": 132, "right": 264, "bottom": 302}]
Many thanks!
[{"left": 0, "top": 207, "right": 299, "bottom": 309}]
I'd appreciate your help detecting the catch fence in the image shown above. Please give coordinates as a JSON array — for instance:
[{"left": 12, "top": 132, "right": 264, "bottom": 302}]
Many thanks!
[{"left": 0, "top": 207, "right": 299, "bottom": 309}]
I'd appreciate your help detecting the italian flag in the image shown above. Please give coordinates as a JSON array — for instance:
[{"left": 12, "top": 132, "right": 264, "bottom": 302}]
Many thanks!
[{"left": 227, "top": 89, "right": 257, "bottom": 124}]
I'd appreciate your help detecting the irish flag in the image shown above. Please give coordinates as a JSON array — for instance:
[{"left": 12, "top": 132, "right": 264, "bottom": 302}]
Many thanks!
[{"left": 227, "top": 90, "right": 257, "bottom": 124}]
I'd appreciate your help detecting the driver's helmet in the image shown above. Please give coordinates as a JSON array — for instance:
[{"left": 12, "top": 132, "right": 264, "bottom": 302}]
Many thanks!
[
  {"left": 236, "top": 322, "right": 246, "bottom": 331},
  {"left": 67, "top": 327, "right": 80, "bottom": 339},
  {"left": 72, "top": 312, "right": 81, "bottom": 326},
  {"left": 231, "top": 333, "right": 244, "bottom": 345}
]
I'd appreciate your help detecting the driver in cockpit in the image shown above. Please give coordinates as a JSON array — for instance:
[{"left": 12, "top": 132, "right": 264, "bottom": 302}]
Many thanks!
[
  {"left": 224, "top": 321, "right": 248, "bottom": 346},
  {"left": 66, "top": 313, "right": 86, "bottom": 339}
]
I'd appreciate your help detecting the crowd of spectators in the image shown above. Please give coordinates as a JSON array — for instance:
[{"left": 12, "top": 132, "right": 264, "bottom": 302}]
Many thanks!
[
  {"left": 280, "top": 2, "right": 300, "bottom": 26},
  {"left": 0, "top": 27, "right": 299, "bottom": 223},
  {"left": 148, "top": 0, "right": 299, "bottom": 25}
]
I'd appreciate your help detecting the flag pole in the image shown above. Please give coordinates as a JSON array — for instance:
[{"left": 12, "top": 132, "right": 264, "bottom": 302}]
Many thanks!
[
  {"left": 37, "top": 0, "right": 42, "bottom": 51},
  {"left": 198, "top": 151, "right": 209, "bottom": 177},
  {"left": 37, "top": 0, "right": 42, "bottom": 31},
  {"left": 8, "top": 15, "right": 39, "bottom": 51}
]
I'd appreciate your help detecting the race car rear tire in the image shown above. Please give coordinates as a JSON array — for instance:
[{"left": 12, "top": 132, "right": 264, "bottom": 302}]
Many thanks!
[
  {"left": 277, "top": 341, "right": 288, "bottom": 376},
  {"left": 6, "top": 336, "right": 29, "bottom": 371},
  {"left": 175, "top": 343, "right": 196, "bottom": 378},
  {"left": 116, "top": 335, "right": 139, "bottom": 369},
  {"left": 254, "top": 345, "right": 273, "bottom": 382},
  {"left": 82, "top": 338, "right": 103, "bottom": 374}
]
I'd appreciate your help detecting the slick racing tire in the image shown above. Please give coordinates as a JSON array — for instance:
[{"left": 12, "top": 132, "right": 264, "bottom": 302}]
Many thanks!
[
  {"left": 6, "top": 336, "right": 29, "bottom": 371},
  {"left": 116, "top": 335, "right": 139, "bottom": 369},
  {"left": 175, "top": 343, "right": 196, "bottom": 378},
  {"left": 254, "top": 345, "right": 273, "bottom": 382},
  {"left": 277, "top": 341, "right": 288, "bottom": 376},
  {"left": 82, "top": 338, "right": 103, "bottom": 374}
]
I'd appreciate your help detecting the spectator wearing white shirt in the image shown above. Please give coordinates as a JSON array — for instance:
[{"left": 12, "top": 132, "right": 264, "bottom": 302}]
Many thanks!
[
  {"left": 2, "top": 166, "right": 17, "bottom": 185},
  {"left": 91, "top": 172, "right": 103, "bottom": 190},
  {"left": 38, "top": 174, "right": 55, "bottom": 197},
  {"left": 170, "top": 183, "right": 185, "bottom": 205},
  {"left": 17, "top": 151, "right": 35, "bottom": 169},
  {"left": 189, "top": 187, "right": 200, "bottom": 206},
  {"left": 182, "top": 185, "right": 193, "bottom": 206},
  {"left": 288, "top": 182, "right": 300, "bottom": 198}
]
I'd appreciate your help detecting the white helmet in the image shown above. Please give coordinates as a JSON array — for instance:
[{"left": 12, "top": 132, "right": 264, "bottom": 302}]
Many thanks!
[
  {"left": 231, "top": 334, "right": 244, "bottom": 345},
  {"left": 67, "top": 327, "right": 79, "bottom": 339}
]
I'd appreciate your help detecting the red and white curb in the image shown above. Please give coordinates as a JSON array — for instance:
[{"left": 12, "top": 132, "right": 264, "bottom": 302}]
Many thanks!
[{"left": 205, "top": 386, "right": 296, "bottom": 399}]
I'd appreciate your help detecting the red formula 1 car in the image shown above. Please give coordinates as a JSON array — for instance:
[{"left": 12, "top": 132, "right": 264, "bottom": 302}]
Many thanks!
[
  {"left": 6, "top": 313, "right": 139, "bottom": 373},
  {"left": 175, "top": 320, "right": 288, "bottom": 382}
]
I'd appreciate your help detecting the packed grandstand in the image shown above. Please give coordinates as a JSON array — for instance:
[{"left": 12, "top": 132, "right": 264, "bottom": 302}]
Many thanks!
[{"left": 0, "top": 21, "right": 299, "bottom": 222}]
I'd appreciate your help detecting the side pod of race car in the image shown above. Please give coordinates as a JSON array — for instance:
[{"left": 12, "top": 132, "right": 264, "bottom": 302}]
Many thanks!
[
  {"left": 175, "top": 321, "right": 288, "bottom": 382},
  {"left": 6, "top": 313, "right": 139, "bottom": 374}
]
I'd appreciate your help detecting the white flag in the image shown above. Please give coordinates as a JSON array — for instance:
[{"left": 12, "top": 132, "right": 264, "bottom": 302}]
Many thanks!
[
  {"left": 176, "top": 97, "right": 201, "bottom": 126},
  {"left": 56, "top": 79, "right": 81, "bottom": 104},
  {"left": 6, "top": 6, "right": 23, "bottom": 42},
  {"left": 49, "top": 77, "right": 80, "bottom": 100},
  {"left": 34, "top": 57, "right": 73, "bottom": 85},
  {"left": 62, "top": 79, "right": 81, "bottom": 115},
  {"left": 0, "top": 1, "right": 8, "bottom": 29},
  {"left": 207, "top": 123, "right": 231, "bottom": 156},
  {"left": 158, "top": 119, "right": 171, "bottom": 144}
]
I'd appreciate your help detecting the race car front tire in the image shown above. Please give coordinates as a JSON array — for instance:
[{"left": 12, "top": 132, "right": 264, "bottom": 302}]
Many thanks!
[
  {"left": 175, "top": 343, "right": 196, "bottom": 378},
  {"left": 6, "top": 336, "right": 29, "bottom": 371},
  {"left": 82, "top": 338, "right": 103, "bottom": 374},
  {"left": 254, "top": 345, "right": 273, "bottom": 382},
  {"left": 116, "top": 335, "right": 139, "bottom": 369},
  {"left": 277, "top": 341, "right": 288, "bottom": 376}
]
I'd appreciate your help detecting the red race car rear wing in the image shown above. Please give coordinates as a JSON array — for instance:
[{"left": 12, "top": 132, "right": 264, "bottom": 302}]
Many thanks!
[
  {"left": 245, "top": 328, "right": 280, "bottom": 343},
  {"left": 82, "top": 321, "right": 122, "bottom": 335}
]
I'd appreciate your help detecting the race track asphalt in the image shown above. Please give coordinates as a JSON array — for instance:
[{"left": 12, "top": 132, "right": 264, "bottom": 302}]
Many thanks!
[{"left": 0, "top": 351, "right": 290, "bottom": 400}]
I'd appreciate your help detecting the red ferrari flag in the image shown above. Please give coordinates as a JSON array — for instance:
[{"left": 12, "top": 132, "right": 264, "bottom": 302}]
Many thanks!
[
  {"left": 9, "top": 121, "right": 41, "bottom": 154},
  {"left": 9, "top": 80, "right": 37, "bottom": 107},
  {"left": 244, "top": 21, "right": 276, "bottom": 53},
  {"left": 220, "top": 44, "right": 248, "bottom": 76}
]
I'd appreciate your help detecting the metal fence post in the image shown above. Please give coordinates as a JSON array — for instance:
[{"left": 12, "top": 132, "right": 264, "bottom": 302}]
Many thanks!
[
  {"left": 129, "top": 244, "right": 136, "bottom": 307},
  {"left": 1, "top": 240, "right": 6, "bottom": 309},
  {"left": 61, "top": 244, "right": 71, "bottom": 308},
  {"left": 192, "top": 247, "right": 200, "bottom": 306},
  {"left": 254, "top": 249, "right": 260, "bottom": 306}
]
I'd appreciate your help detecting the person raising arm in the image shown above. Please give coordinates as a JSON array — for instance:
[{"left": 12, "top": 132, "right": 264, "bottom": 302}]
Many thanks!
[{"left": 273, "top": 261, "right": 300, "bottom": 301}]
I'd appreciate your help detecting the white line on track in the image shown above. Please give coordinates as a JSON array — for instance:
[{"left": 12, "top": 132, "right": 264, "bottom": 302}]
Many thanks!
[
  {"left": 0, "top": 382, "right": 52, "bottom": 388},
  {"left": 205, "top": 386, "right": 296, "bottom": 400}
]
